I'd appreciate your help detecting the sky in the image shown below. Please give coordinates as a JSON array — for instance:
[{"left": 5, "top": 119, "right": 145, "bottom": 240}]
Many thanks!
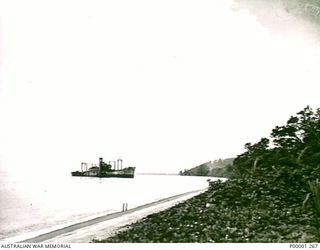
[{"left": 0, "top": 0, "right": 320, "bottom": 175}]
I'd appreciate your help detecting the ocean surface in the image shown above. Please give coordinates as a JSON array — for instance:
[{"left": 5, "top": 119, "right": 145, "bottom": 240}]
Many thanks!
[{"left": 0, "top": 172, "right": 222, "bottom": 241}]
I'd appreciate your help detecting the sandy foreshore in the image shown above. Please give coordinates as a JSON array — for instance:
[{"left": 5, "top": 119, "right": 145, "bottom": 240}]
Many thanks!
[{"left": 9, "top": 189, "right": 205, "bottom": 243}]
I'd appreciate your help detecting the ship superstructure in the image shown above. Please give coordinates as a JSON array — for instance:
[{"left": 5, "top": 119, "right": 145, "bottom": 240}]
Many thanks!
[{"left": 71, "top": 158, "right": 135, "bottom": 178}]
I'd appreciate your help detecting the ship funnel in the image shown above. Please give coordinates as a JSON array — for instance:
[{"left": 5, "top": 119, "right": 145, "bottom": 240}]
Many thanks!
[{"left": 98, "top": 158, "right": 102, "bottom": 170}]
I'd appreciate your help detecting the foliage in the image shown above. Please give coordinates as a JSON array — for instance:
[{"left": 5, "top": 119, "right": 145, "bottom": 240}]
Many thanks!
[
  {"left": 95, "top": 107, "right": 320, "bottom": 243},
  {"left": 308, "top": 179, "right": 320, "bottom": 216},
  {"left": 234, "top": 106, "right": 320, "bottom": 180},
  {"left": 97, "top": 178, "right": 318, "bottom": 243},
  {"left": 236, "top": 0, "right": 320, "bottom": 22}
]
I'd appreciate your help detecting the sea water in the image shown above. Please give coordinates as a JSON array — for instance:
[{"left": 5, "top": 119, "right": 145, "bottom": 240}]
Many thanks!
[{"left": 0, "top": 171, "right": 221, "bottom": 241}]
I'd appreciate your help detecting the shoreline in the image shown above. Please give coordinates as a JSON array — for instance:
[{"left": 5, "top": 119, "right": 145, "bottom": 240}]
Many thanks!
[{"left": 2, "top": 189, "right": 206, "bottom": 243}]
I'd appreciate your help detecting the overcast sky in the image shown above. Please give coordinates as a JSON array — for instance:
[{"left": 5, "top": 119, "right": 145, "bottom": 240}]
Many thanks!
[{"left": 1, "top": 0, "right": 320, "bottom": 175}]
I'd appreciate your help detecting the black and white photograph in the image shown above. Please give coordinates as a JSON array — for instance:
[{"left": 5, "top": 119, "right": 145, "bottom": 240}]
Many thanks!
[{"left": 0, "top": 0, "right": 320, "bottom": 248}]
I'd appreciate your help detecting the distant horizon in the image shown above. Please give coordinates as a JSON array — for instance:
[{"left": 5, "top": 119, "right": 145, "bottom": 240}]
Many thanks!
[{"left": 1, "top": 0, "right": 320, "bottom": 176}]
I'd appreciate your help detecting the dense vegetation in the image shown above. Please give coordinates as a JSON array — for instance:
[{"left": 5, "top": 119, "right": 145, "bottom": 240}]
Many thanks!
[
  {"left": 179, "top": 158, "right": 235, "bottom": 178},
  {"left": 234, "top": 0, "right": 320, "bottom": 29},
  {"left": 96, "top": 106, "right": 320, "bottom": 242},
  {"left": 236, "top": 0, "right": 320, "bottom": 16}
]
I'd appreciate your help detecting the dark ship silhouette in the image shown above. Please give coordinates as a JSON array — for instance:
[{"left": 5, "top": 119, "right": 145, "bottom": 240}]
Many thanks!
[{"left": 71, "top": 157, "right": 135, "bottom": 178}]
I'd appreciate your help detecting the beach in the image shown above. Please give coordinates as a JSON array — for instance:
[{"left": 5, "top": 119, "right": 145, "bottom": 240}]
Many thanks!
[
  {"left": 2, "top": 189, "right": 205, "bottom": 243},
  {"left": 0, "top": 174, "right": 213, "bottom": 242}
]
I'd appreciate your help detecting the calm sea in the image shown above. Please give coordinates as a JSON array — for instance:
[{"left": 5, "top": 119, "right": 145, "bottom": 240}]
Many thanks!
[{"left": 0, "top": 171, "right": 221, "bottom": 241}]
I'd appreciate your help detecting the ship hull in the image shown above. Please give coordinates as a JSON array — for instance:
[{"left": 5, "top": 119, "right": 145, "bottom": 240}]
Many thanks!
[
  {"left": 71, "top": 172, "right": 134, "bottom": 178},
  {"left": 71, "top": 168, "right": 135, "bottom": 178}
]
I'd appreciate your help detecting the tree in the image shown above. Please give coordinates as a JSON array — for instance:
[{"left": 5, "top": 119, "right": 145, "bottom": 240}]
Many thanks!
[
  {"left": 233, "top": 106, "right": 320, "bottom": 179},
  {"left": 195, "top": 164, "right": 210, "bottom": 176},
  {"left": 270, "top": 106, "right": 320, "bottom": 166},
  {"left": 233, "top": 137, "right": 270, "bottom": 177}
]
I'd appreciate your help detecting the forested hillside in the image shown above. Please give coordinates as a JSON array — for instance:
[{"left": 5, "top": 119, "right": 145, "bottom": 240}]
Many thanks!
[{"left": 180, "top": 158, "right": 234, "bottom": 178}]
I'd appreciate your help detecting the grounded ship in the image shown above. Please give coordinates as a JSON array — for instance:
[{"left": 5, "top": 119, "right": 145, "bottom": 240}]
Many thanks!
[{"left": 71, "top": 158, "right": 135, "bottom": 178}]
